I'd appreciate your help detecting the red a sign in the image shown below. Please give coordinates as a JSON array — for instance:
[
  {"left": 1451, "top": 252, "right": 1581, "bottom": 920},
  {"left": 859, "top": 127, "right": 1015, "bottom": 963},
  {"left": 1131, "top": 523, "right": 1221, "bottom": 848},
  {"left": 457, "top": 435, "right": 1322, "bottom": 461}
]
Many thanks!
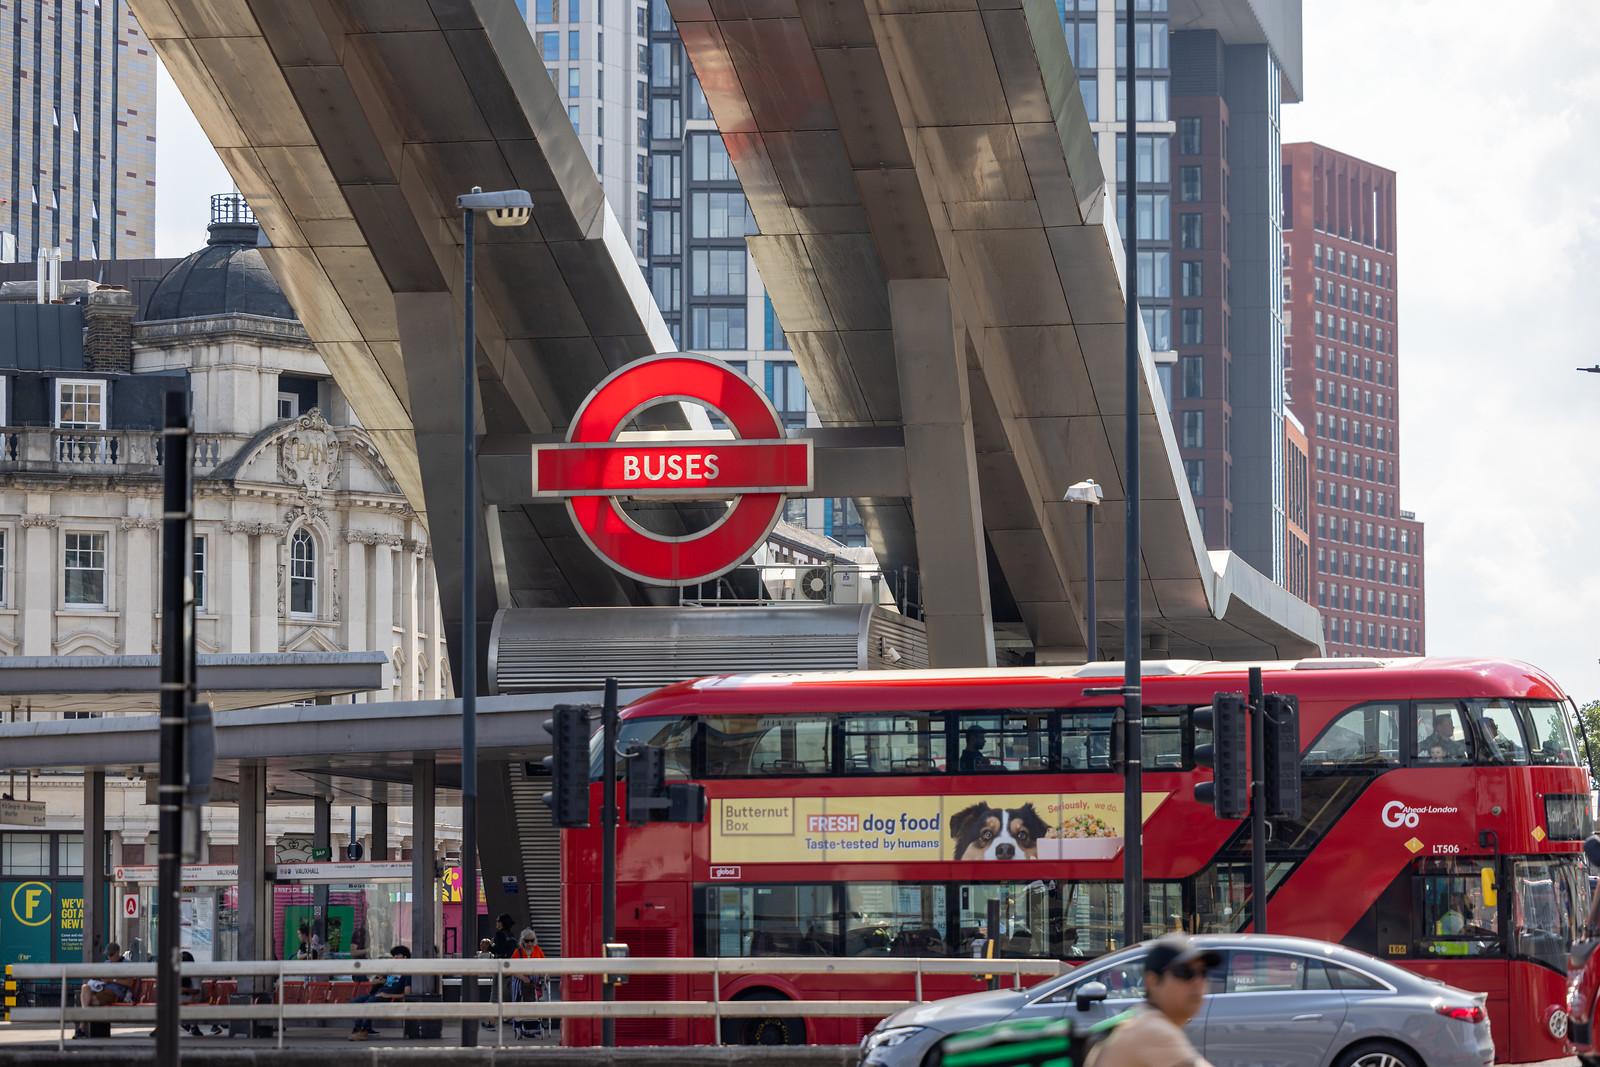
[{"left": 532, "top": 354, "right": 813, "bottom": 586}]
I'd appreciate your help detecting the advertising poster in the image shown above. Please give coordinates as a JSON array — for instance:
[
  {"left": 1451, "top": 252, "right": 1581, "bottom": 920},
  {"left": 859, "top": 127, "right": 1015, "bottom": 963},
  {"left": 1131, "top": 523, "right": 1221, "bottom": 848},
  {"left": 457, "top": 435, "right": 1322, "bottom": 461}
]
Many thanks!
[
  {"left": 2, "top": 881, "right": 54, "bottom": 966},
  {"left": 711, "top": 792, "right": 1168, "bottom": 865}
]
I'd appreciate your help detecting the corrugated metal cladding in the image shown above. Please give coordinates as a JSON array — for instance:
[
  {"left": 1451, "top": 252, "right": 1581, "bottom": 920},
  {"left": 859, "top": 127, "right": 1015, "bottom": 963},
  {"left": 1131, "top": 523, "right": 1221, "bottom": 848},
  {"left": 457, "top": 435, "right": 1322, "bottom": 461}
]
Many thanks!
[
  {"left": 491, "top": 604, "right": 929, "bottom": 958},
  {"left": 489, "top": 605, "right": 929, "bottom": 694}
]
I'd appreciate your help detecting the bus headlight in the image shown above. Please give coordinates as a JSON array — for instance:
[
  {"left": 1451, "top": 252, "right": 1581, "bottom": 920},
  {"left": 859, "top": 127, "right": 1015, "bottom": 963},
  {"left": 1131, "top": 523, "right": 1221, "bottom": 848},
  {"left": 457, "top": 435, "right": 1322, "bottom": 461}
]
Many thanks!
[
  {"left": 1550, "top": 1007, "right": 1569, "bottom": 1040},
  {"left": 863, "top": 1025, "right": 926, "bottom": 1051}
]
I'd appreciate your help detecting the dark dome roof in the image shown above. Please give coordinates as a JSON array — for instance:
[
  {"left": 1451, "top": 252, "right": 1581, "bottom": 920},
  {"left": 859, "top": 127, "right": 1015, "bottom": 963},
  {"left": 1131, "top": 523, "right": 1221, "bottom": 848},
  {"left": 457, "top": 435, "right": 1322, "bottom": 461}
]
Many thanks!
[{"left": 143, "top": 213, "right": 294, "bottom": 322}]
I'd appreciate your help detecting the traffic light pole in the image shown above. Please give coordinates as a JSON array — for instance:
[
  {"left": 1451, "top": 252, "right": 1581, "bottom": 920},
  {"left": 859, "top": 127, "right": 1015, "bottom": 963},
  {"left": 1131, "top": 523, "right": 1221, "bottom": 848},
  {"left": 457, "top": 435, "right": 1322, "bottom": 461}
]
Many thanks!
[
  {"left": 1248, "top": 667, "right": 1268, "bottom": 935},
  {"left": 600, "top": 678, "right": 618, "bottom": 1048},
  {"left": 156, "top": 391, "right": 192, "bottom": 1066}
]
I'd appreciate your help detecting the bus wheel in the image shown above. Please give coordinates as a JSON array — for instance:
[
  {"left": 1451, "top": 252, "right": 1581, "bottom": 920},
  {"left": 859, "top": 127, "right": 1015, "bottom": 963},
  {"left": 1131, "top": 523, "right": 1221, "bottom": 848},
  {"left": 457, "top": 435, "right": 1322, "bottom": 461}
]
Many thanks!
[
  {"left": 722, "top": 991, "right": 805, "bottom": 1046},
  {"left": 1333, "top": 1041, "right": 1421, "bottom": 1067}
]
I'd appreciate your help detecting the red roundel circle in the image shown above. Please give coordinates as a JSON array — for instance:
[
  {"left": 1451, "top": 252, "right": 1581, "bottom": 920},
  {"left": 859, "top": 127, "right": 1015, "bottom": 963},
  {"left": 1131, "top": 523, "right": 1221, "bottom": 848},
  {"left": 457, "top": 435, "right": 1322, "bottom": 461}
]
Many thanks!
[{"left": 538, "top": 353, "right": 812, "bottom": 586}]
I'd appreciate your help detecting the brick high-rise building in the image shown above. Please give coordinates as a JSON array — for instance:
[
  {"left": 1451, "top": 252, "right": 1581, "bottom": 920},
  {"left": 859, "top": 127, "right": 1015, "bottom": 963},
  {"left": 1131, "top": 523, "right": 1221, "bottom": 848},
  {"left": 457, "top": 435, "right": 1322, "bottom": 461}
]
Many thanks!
[
  {"left": 0, "top": 1, "right": 156, "bottom": 261},
  {"left": 1282, "top": 142, "right": 1425, "bottom": 655}
]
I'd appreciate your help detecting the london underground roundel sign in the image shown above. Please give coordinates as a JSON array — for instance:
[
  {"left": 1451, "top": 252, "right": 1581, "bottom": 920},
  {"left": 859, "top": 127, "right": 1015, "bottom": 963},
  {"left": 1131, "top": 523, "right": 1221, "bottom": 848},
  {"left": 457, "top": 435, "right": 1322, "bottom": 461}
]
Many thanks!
[{"left": 532, "top": 354, "right": 813, "bottom": 586}]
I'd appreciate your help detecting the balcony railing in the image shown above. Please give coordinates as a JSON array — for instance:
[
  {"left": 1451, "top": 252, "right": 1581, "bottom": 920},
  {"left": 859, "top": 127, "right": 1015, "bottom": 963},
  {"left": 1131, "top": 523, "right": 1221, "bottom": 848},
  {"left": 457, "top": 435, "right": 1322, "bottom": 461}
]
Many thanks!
[{"left": 0, "top": 428, "right": 226, "bottom": 472}]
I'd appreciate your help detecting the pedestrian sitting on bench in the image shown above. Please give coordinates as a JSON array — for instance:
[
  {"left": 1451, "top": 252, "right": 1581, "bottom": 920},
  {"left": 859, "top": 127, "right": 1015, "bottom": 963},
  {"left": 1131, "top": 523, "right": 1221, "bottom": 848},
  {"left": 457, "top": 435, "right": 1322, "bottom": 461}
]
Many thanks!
[
  {"left": 350, "top": 945, "right": 411, "bottom": 1040},
  {"left": 74, "top": 942, "right": 133, "bottom": 1038}
]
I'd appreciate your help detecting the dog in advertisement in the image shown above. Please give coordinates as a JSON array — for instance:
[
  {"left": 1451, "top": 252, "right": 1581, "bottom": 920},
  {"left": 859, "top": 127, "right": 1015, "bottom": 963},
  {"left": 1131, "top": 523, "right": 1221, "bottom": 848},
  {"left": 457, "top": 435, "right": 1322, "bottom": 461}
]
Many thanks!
[{"left": 949, "top": 802, "right": 1049, "bottom": 860}]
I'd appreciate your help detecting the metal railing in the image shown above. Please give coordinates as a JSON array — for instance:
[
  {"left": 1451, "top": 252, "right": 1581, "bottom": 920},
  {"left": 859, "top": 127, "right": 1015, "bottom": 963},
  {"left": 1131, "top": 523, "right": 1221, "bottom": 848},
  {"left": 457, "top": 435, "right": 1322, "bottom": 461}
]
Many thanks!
[
  {"left": 6, "top": 956, "right": 1066, "bottom": 1050},
  {"left": 679, "top": 561, "right": 923, "bottom": 619}
]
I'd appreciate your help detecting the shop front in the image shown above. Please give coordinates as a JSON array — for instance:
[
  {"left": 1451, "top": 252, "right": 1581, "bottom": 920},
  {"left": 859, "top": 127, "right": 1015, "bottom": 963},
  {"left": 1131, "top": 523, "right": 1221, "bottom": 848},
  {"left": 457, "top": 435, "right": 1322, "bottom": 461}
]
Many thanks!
[{"left": 0, "top": 831, "right": 108, "bottom": 967}]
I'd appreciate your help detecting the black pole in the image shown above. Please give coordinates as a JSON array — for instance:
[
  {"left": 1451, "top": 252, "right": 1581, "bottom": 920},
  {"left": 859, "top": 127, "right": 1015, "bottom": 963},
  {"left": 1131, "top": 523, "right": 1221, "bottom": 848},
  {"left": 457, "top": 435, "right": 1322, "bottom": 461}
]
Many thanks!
[
  {"left": 1249, "top": 666, "right": 1268, "bottom": 934},
  {"left": 1084, "top": 506, "right": 1096, "bottom": 660},
  {"left": 156, "top": 390, "right": 192, "bottom": 1065},
  {"left": 1120, "top": 0, "right": 1144, "bottom": 948},
  {"left": 460, "top": 200, "right": 479, "bottom": 1046},
  {"left": 601, "top": 678, "right": 619, "bottom": 1047}
]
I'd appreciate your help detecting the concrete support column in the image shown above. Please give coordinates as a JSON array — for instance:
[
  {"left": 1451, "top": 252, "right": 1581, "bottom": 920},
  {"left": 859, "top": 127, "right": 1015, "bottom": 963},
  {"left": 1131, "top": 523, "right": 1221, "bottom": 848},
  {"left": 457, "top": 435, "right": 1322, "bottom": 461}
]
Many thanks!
[
  {"left": 411, "top": 759, "right": 436, "bottom": 993},
  {"left": 396, "top": 292, "right": 498, "bottom": 695},
  {"left": 889, "top": 279, "right": 996, "bottom": 667},
  {"left": 123, "top": 525, "right": 155, "bottom": 654},
  {"left": 237, "top": 764, "right": 268, "bottom": 985},
  {"left": 21, "top": 518, "right": 53, "bottom": 655},
  {"left": 312, "top": 796, "right": 331, "bottom": 945},
  {"left": 83, "top": 771, "right": 105, "bottom": 962},
  {"left": 227, "top": 530, "right": 252, "bottom": 652},
  {"left": 371, "top": 801, "right": 389, "bottom": 862},
  {"left": 253, "top": 534, "right": 280, "bottom": 651}
]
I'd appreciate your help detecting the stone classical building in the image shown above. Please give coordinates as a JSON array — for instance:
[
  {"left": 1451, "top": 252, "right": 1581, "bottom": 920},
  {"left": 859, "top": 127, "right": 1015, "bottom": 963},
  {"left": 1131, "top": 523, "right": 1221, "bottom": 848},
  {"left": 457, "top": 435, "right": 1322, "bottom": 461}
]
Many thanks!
[
  {"left": 0, "top": 198, "right": 449, "bottom": 693},
  {"left": 0, "top": 199, "right": 458, "bottom": 918}
]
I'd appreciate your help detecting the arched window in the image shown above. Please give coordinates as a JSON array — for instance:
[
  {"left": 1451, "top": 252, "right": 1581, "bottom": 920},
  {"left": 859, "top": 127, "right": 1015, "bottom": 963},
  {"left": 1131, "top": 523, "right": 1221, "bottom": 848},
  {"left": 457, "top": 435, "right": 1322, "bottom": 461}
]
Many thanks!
[{"left": 290, "top": 529, "right": 317, "bottom": 616}]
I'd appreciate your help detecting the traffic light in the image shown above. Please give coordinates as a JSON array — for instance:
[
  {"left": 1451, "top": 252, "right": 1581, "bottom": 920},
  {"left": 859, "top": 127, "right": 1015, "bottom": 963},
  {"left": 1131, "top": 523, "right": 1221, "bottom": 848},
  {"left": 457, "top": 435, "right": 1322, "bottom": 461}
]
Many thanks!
[
  {"left": 626, "top": 744, "right": 666, "bottom": 825},
  {"left": 541, "top": 704, "right": 591, "bottom": 828},
  {"left": 1194, "top": 693, "right": 1248, "bottom": 819},
  {"left": 625, "top": 744, "right": 707, "bottom": 825},
  {"left": 1261, "top": 694, "right": 1302, "bottom": 819}
]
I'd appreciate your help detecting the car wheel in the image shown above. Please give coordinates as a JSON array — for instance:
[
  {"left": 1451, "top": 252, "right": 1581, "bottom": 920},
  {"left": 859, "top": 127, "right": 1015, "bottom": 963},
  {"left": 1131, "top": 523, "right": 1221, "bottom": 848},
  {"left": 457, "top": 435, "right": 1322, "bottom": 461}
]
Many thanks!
[
  {"left": 1579, "top": 1056, "right": 1600, "bottom": 1067},
  {"left": 720, "top": 991, "right": 806, "bottom": 1046},
  {"left": 1332, "top": 1041, "right": 1422, "bottom": 1067}
]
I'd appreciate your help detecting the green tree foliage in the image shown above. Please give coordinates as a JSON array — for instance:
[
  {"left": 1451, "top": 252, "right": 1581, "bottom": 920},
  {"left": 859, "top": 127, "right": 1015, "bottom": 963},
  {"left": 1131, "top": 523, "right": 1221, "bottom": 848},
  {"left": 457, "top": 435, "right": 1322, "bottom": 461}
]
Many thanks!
[{"left": 1574, "top": 699, "right": 1600, "bottom": 781}]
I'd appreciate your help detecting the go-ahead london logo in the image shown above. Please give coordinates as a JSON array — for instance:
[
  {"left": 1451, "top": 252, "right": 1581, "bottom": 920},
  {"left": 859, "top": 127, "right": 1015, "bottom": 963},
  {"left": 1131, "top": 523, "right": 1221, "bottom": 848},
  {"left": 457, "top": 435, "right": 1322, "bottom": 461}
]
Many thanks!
[{"left": 1380, "top": 800, "right": 1459, "bottom": 829}]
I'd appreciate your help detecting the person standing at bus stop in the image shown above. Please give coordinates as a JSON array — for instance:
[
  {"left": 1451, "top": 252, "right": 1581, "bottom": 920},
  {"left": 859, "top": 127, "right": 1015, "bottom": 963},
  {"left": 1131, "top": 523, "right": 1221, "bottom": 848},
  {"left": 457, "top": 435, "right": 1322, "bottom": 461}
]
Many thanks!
[{"left": 1085, "top": 934, "right": 1220, "bottom": 1067}]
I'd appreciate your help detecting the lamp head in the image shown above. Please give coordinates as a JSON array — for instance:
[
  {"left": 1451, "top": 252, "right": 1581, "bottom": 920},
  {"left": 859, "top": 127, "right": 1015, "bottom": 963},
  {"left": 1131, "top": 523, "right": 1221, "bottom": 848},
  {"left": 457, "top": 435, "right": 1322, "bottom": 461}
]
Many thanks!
[
  {"left": 1064, "top": 478, "right": 1104, "bottom": 506},
  {"left": 456, "top": 186, "right": 535, "bottom": 228}
]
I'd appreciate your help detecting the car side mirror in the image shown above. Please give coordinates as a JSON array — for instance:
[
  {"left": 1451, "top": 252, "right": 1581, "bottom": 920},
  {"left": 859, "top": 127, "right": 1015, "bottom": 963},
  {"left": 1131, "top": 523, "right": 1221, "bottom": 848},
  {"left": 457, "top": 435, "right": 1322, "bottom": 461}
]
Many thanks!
[
  {"left": 1583, "top": 834, "right": 1600, "bottom": 871},
  {"left": 1075, "top": 981, "right": 1109, "bottom": 1012}
]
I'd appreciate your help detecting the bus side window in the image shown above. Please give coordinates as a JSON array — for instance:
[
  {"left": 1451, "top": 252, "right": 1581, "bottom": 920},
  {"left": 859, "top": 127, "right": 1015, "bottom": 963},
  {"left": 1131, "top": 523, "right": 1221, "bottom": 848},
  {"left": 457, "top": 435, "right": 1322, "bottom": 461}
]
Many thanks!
[
  {"left": 1305, "top": 702, "right": 1399, "bottom": 766},
  {"left": 1466, "top": 700, "right": 1527, "bottom": 765},
  {"left": 703, "top": 715, "right": 833, "bottom": 777},
  {"left": 1061, "top": 710, "right": 1114, "bottom": 771},
  {"left": 839, "top": 713, "right": 947, "bottom": 774},
  {"left": 597, "top": 717, "right": 693, "bottom": 780},
  {"left": 1413, "top": 702, "right": 1472, "bottom": 764}
]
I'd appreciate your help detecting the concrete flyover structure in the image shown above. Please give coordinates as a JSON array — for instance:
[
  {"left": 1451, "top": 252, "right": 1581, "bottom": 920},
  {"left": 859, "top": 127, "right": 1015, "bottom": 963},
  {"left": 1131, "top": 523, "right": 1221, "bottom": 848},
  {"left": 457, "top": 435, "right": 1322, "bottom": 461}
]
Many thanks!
[
  {"left": 131, "top": 0, "right": 1320, "bottom": 666},
  {"left": 667, "top": 0, "right": 1318, "bottom": 663}
]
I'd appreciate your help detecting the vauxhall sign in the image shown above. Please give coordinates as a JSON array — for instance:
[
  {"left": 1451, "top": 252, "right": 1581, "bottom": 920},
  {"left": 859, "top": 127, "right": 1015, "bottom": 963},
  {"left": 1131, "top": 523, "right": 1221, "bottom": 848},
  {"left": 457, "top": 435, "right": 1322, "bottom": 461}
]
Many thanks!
[{"left": 533, "top": 354, "right": 813, "bottom": 585}]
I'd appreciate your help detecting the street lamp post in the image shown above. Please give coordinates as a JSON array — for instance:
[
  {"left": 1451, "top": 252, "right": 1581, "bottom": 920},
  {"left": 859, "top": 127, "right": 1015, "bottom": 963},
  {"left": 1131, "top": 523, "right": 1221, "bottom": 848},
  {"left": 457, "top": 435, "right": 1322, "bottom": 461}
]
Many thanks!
[
  {"left": 454, "top": 185, "right": 533, "bottom": 1047},
  {"left": 1064, "top": 479, "right": 1104, "bottom": 660}
]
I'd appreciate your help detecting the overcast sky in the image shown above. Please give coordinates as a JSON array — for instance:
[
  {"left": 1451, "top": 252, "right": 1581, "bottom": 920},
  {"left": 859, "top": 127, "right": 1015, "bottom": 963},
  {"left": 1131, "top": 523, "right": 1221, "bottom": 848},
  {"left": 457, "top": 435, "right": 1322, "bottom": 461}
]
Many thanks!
[{"left": 153, "top": 3, "right": 1600, "bottom": 701}]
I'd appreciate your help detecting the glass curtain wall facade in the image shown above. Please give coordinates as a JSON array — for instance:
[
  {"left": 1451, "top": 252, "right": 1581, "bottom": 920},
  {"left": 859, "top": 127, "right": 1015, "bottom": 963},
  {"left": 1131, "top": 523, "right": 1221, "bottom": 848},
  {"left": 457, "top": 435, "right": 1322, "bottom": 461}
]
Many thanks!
[
  {"left": 641, "top": 0, "right": 862, "bottom": 544},
  {"left": 0, "top": 0, "right": 156, "bottom": 262},
  {"left": 1079, "top": 1, "right": 1298, "bottom": 592},
  {"left": 527, "top": 0, "right": 650, "bottom": 259}
]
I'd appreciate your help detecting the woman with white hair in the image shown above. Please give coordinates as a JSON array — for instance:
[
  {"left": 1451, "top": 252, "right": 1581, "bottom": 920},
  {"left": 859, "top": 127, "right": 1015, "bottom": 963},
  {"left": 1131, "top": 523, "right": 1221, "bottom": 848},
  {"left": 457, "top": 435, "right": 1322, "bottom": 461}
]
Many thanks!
[{"left": 510, "top": 928, "right": 547, "bottom": 1039}]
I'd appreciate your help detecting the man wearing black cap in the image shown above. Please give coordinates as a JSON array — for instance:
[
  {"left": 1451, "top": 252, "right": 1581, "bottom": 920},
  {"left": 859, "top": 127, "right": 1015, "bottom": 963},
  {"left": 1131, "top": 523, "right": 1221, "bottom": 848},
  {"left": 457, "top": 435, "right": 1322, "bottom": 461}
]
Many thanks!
[{"left": 1085, "top": 934, "right": 1221, "bottom": 1067}]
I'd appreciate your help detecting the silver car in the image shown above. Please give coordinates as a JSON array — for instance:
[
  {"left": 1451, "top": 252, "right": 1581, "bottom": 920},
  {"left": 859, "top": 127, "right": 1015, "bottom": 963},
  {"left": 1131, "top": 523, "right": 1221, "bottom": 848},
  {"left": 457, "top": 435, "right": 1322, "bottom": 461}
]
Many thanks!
[{"left": 861, "top": 934, "right": 1494, "bottom": 1067}]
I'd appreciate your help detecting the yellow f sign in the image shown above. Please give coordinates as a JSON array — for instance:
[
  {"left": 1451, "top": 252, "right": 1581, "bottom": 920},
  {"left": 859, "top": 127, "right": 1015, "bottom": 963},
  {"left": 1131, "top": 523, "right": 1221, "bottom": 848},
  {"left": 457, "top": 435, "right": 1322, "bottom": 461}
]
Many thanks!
[{"left": 10, "top": 882, "right": 51, "bottom": 927}]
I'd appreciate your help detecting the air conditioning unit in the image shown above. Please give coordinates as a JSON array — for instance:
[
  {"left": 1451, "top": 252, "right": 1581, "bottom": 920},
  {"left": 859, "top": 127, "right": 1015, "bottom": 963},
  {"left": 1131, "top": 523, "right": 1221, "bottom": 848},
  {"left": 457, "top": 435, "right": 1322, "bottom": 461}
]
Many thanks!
[{"left": 798, "top": 567, "right": 831, "bottom": 602}]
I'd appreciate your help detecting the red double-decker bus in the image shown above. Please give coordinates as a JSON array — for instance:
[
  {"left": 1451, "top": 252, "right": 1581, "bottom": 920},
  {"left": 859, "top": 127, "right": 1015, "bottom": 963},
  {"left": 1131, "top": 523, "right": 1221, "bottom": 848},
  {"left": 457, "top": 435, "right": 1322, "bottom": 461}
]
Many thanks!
[{"left": 560, "top": 657, "right": 1592, "bottom": 1063}]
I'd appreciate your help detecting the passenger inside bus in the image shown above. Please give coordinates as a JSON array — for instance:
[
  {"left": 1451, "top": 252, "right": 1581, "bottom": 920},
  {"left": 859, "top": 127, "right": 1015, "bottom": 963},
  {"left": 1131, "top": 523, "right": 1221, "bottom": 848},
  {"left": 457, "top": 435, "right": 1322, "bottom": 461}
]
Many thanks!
[
  {"left": 1416, "top": 710, "right": 1468, "bottom": 761},
  {"left": 958, "top": 726, "right": 1001, "bottom": 773}
]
